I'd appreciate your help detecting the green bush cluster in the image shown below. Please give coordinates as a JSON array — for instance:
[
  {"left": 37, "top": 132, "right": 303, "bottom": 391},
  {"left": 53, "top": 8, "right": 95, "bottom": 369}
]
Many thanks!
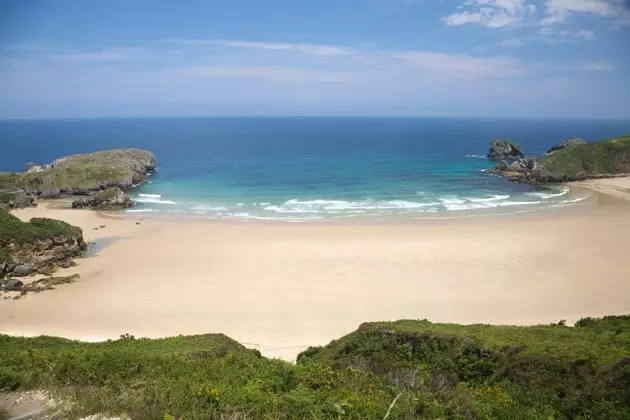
[
  {"left": 1, "top": 316, "right": 628, "bottom": 419},
  {"left": 0, "top": 209, "right": 83, "bottom": 247}
]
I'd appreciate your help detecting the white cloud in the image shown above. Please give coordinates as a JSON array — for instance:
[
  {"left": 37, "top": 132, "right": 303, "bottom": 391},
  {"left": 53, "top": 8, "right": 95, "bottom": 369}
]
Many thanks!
[
  {"left": 47, "top": 51, "right": 128, "bottom": 62},
  {"left": 390, "top": 51, "right": 526, "bottom": 77},
  {"left": 537, "top": 27, "right": 596, "bottom": 39},
  {"left": 541, "top": 0, "right": 630, "bottom": 24},
  {"left": 445, "top": 0, "right": 537, "bottom": 28},
  {"left": 162, "top": 39, "right": 352, "bottom": 57},
  {"left": 561, "top": 59, "right": 614, "bottom": 71}
]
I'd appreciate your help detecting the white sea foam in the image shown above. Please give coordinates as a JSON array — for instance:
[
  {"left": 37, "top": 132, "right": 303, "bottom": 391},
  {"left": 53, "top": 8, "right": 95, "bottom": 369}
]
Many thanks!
[
  {"left": 444, "top": 199, "right": 541, "bottom": 211},
  {"left": 126, "top": 208, "right": 158, "bottom": 213},
  {"left": 440, "top": 196, "right": 467, "bottom": 205},
  {"left": 468, "top": 194, "right": 510, "bottom": 203},
  {"left": 526, "top": 188, "right": 569, "bottom": 199},
  {"left": 135, "top": 194, "right": 176, "bottom": 205},
  {"left": 190, "top": 205, "right": 228, "bottom": 212},
  {"left": 262, "top": 198, "right": 441, "bottom": 213}
]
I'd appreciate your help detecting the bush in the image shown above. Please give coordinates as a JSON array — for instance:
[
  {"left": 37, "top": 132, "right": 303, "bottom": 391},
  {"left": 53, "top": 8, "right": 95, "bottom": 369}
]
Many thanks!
[{"left": 0, "top": 209, "right": 83, "bottom": 246}]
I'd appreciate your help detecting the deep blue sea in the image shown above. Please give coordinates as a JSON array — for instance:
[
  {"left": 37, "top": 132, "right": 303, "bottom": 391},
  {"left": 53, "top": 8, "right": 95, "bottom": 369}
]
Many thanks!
[{"left": 2, "top": 117, "right": 630, "bottom": 221}]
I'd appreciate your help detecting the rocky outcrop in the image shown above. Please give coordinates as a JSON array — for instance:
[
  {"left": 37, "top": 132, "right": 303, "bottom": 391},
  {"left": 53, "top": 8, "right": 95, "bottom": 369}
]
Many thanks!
[
  {"left": 0, "top": 191, "right": 36, "bottom": 211},
  {"left": 72, "top": 187, "right": 133, "bottom": 211},
  {"left": 546, "top": 138, "right": 586, "bottom": 154},
  {"left": 1, "top": 234, "right": 86, "bottom": 278},
  {"left": 1, "top": 148, "right": 156, "bottom": 207},
  {"left": 487, "top": 139, "right": 525, "bottom": 161},
  {"left": 1, "top": 211, "right": 87, "bottom": 279}
]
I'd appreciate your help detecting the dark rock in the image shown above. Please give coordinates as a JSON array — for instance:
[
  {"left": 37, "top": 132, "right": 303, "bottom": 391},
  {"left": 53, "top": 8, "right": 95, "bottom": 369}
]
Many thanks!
[
  {"left": 507, "top": 158, "right": 535, "bottom": 173},
  {"left": 72, "top": 187, "right": 133, "bottom": 211},
  {"left": 546, "top": 138, "right": 586, "bottom": 154},
  {"left": 12, "top": 264, "right": 34, "bottom": 277},
  {"left": 488, "top": 139, "right": 525, "bottom": 161},
  {"left": 3, "top": 279, "right": 23, "bottom": 291}
]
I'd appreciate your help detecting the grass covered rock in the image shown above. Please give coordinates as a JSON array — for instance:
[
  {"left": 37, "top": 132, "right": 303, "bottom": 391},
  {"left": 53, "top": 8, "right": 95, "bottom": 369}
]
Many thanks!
[
  {"left": 0, "top": 149, "right": 156, "bottom": 208},
  {"left": 492, "top": 134, "right": 630, "bottom": 183},
  {"left": 0, "top": 209, "right": 86, "bottom": 279}
]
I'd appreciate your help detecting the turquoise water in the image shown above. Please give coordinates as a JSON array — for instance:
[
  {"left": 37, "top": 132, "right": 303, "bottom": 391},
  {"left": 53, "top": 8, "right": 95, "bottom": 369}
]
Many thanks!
[{"left": 2, "top": 117, "right": 630, "bottom": 220}]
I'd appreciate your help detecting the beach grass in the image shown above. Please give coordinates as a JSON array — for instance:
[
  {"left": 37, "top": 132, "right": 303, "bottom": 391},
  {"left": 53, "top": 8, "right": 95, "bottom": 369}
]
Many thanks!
[{"left": 1, "top": 316, "right": 629, "bottom": 419}]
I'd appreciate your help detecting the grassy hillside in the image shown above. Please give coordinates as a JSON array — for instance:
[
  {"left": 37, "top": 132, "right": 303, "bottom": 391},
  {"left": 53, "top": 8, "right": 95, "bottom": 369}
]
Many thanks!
[
  {"left": 535, "top": 134, "right": 630, "bottom": 182},
  {"left": 1, "top": 316, "right": 629, "bottom": 419}
]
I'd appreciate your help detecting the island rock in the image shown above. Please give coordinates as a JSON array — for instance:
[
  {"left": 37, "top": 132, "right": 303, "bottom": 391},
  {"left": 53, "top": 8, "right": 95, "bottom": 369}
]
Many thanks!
[{"left": 487, "top": 139, "right": 525, "bottom": 161}]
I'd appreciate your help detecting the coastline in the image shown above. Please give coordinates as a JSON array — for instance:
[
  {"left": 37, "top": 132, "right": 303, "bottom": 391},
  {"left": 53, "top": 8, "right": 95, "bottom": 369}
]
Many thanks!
[{"left": 1, "top": 178, "right": 630, "bottom": 361}]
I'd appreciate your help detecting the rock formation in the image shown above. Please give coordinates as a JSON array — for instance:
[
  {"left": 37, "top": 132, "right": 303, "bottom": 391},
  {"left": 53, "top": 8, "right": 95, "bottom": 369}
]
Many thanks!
[
  {"left": 0, "top": 148, "right": 156, "bottom": 208},
  {"left": 0, "top": 210, "right": 86, "bottom": 279},
  {"left": 487, "top": 139, "right": 525, "bottom": 160},
  {"left": 72, "top": 187, "right": 133, "bottom": 210}
]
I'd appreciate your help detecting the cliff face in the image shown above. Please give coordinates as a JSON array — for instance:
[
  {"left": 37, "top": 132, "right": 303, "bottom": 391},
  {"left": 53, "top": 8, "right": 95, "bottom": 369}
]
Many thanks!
[
  {"left": 0, "top": 148, "right": 156, "bottom": 208},
  {"left": 0, "top": 210, "right": 86, "bottom": 279},
  {"left": 491, "top": 134, "right": 630, "bottom": 183}
]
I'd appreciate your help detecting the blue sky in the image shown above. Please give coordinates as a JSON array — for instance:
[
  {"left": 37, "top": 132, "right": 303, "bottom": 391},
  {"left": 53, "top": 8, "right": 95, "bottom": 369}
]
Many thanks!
[{"left": 1, "top": 0, "right": 629, "bottom": 118}]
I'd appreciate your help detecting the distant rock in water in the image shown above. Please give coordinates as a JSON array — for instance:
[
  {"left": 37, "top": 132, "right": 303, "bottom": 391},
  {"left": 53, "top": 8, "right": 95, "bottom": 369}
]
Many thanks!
[
  {"left": 487, "top": 139, "right": 525, "bottom": 161},
  {"left": 72, "top": 187, "right": 133, "bottom": 211},
  {"left": 0, "top": 148, "right": 156, "bottom": 207},
  {"left": 490, "top": 134, "right": 630, "bottom": 183},
  {"left": 546, "top": 138, "right": 586, "bottom": 154}
]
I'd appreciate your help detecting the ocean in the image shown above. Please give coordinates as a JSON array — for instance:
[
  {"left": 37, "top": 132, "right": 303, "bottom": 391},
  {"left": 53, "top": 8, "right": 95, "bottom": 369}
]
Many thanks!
[{"left": 2, "top": 117, "right": 630, "bottom": 221}]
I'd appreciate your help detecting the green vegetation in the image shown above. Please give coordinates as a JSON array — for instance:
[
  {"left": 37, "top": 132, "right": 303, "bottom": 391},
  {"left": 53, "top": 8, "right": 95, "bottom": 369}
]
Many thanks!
[
  {"left": 1, "top": 316, "right": 628, "bottom": 419},
  {"left": 536, "top": 134, "right": 630, "bottom": 181},
  {"left": 21, "top": 164, "right": 130, "bottom": 191},
  {"left": 0, "top": 209, "right": 82, "bottom": 272},
  {"left": 0, "top": 149, "right": 155, "bottom": 201},
  {"left": 0, "top": 209, "right": 82, "bottom": 247},
  {"left": 92, "top": 187, "right": 123, "bottom": 201}
]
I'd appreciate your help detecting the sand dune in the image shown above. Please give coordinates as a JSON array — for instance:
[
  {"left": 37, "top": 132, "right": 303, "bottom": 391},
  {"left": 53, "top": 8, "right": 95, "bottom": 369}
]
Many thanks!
[{"left": 1, "top": 180, "right": 630, "bottom": 361}]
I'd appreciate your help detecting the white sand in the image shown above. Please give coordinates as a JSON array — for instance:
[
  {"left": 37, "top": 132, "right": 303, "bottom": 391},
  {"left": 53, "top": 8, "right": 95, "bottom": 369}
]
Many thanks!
[{"left": 1, "top": 181, "right": 630, "bottom": 361}]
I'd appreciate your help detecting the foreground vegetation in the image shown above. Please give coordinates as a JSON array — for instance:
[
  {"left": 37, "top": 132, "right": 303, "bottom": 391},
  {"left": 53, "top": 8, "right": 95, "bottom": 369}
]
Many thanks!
[{"left": 1, "top": 316, "right": 628, "bottom": 419}]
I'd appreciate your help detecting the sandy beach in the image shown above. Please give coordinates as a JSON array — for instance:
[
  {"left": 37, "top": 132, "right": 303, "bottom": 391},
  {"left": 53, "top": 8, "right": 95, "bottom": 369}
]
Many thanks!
[{"left": 1, "top": 178, "right": 630, "bottom": 360}]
